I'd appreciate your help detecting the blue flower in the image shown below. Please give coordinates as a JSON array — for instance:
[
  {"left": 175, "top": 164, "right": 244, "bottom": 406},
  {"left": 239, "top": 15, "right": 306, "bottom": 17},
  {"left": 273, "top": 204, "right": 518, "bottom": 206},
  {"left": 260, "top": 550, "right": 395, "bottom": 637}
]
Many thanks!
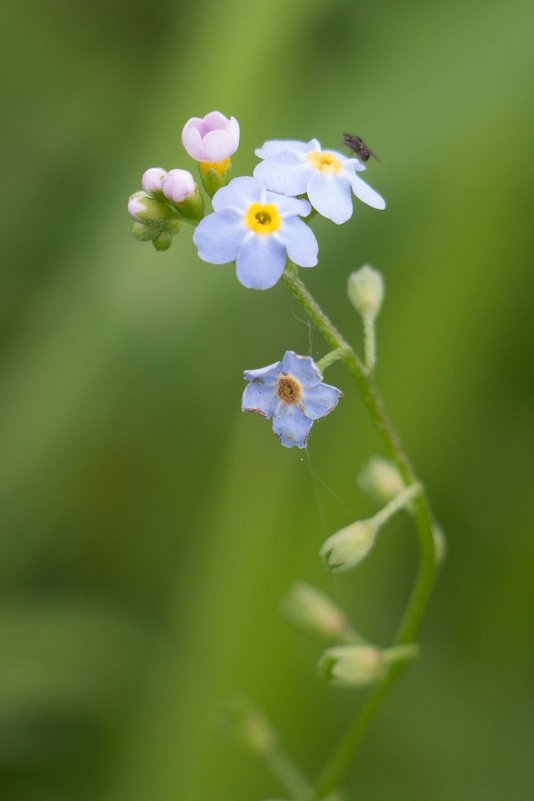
[
  {"left": 253, "top": 139, "right": 385, "bottom": 225},
  {"left": 193, "top": 176, "right": 318, "bottom": 290},
  {"left": 242, "top": 351, "right": 343, "bottom": 448}
]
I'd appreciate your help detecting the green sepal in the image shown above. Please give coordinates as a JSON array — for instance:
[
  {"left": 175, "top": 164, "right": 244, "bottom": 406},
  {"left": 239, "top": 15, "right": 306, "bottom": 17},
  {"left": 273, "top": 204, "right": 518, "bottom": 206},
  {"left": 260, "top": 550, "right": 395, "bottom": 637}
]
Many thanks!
[
  {"left": 131, "top": 221, "right": 162, "bottom": 241},
  {"left": 152, "top": 230, "right": 173, "bottom": 251}
]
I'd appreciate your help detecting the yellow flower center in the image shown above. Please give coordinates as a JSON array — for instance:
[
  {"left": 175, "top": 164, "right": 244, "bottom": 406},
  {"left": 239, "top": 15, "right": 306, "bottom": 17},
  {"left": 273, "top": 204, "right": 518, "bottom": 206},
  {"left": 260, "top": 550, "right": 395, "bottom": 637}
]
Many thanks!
[
  {"left": 246, "top": 203, "right": 282, "bottom": 235},
  {"left": 307, "top": 150, "right": 343, "bottom": 174},
  {"left": 277, "top": 375, "right": 302, "bottom": 405},
  {"left": 199, "top": 158, "right": 231, "bottom": 177}
]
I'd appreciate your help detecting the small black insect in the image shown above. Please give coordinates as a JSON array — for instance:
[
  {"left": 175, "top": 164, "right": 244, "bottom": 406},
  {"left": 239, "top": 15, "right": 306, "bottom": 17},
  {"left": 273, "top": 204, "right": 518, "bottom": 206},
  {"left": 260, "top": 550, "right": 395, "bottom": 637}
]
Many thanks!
[{"left": 342, "top": 133, "right": 380, "bottom": 162}]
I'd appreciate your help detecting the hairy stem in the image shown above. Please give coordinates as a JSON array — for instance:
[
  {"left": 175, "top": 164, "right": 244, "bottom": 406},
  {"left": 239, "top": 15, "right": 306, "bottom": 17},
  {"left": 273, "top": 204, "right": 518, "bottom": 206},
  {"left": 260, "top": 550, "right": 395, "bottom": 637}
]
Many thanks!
[{"left": 282, "top": 264, "right": 438, "bottom": 799}]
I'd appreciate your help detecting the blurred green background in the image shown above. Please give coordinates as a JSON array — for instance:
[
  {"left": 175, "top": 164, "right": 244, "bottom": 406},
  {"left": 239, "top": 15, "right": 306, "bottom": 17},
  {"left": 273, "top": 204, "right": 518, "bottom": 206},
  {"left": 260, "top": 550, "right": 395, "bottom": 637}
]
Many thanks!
[{"left": 2, "top": 1, "right": 534, "bottom": 799}]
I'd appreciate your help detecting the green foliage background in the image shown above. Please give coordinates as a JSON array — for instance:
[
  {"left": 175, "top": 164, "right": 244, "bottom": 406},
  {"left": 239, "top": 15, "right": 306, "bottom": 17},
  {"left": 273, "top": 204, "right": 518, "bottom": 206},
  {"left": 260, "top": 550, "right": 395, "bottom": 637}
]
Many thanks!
[{"left": 2, "top": 1, "right": 534, "bottom": 799}]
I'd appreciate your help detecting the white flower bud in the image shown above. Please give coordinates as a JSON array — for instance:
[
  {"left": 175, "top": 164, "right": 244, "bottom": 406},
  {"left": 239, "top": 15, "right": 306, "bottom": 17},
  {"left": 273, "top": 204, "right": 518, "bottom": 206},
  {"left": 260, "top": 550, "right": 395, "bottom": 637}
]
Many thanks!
[
  {"left": 282, "top": 582, "right": 352, "bottom": 641},
  {"left": 162, "top": 168, "right": 196, "bottom": 203},
  {"left": 127, "top": 191, "right": 173, "bottom": 225},
  {"left": 141, "top": 167, "right": 168, "bottom": 195},
  {"left": 358, "top": 457, "right": 405, "bottom": 503},
  {"left": 347, "top": 265, "right": 385, "bottom": 317},
  {"left": 320, "top": 520, "right": 376, "bottom": 572},
  {"left": 318, "top": 645, "right": 384, "bottom": 687}
]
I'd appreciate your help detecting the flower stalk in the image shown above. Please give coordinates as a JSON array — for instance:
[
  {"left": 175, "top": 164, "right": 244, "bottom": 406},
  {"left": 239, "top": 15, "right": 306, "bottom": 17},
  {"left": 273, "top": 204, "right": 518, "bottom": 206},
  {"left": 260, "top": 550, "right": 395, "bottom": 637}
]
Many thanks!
[{"left": 282, "top": 263, "right": 437, "bottom": 800}]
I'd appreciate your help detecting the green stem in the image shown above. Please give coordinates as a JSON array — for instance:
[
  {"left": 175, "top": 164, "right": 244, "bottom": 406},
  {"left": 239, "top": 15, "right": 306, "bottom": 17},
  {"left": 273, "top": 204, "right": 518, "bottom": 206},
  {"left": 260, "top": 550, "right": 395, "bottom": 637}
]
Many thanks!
[
  {"left": 282, "top": 264, "right": 438, "bottom": 799},
  {"left": 265, "top": 747, "right": 313, "bottom": 800},
  {"left": 369, "top": 483, "right": 421, "bottom": 530},
  {"left": 317, "top": 347, "right": 348, "bottom": 373}
]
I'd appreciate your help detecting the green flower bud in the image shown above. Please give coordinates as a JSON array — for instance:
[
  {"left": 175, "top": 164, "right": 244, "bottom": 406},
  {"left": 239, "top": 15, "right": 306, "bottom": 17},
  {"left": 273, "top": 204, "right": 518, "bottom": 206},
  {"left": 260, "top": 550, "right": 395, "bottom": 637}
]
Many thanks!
[
  {"left": 131, "top": 221, "right": 162, "bottom": 241},
  {"left": 282, "top": 582, "right": 355, "bottom": 641},
  {"left": 318, "top": 645, "right": 384, "bottom": 687},
  {"left": 152, "top": 230, "right": 173, "bottom": 251},
  {"left": 358, "top": 457, "right": 405, "bottom": 503},
  {"left": 347, "top": 265, "right": 385, "bottom": 318},
  {"left": 220, "top": 696, "right": 277, "bottom": 755},
  {"left": 128, "top": 191, "right": 174, "bottom": 226},
  {"left": 320, "top": 520, "right": 376, "bottom": 572}
]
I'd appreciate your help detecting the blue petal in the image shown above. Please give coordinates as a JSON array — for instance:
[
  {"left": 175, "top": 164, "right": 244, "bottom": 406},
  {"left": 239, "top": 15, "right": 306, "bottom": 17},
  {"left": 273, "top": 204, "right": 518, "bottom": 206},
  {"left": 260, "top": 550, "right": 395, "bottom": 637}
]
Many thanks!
[
  {"left": 254, "top": 160, "right": 310, "bottom": 197},
  {"left": 273, "top": 404, "right": 314, "bottom": 449},
  {"left": 307, "top": 172, "right": 353, "bottom": 224},
  {"left": 255, "top": 140, "right": 312, "bottom": 159},
  {"left": 212, "top": 176, "right": 263, "bottom": 212},
  {"left": 236, "top": 234, "right": 287, "bottom": 290},
  {"left": 242, "top": 382, "right": 280, "bottom": 419},
  {"left": 270, "top": 193, "right": 311, "bottom": 218},
  {"left": 302, "top": 383, "right": 343, "bottom": 420},
  {"left": 243, "top": 360, "right": 282, "bottom": 383},
  {"left": 350, "top": 174, "right": 386, "bottom": 210},
  {"left": 279, "top": 217, "right": 318, "bottom": 268},
  {"left": 281, "top": 352, "right": 322, "bottom": 387},
  {"left": 193, "top": 210, "right": 246, "bottom": 264},
  {"left": 343, "top": 158, "right": 367, "bottom": 173}
]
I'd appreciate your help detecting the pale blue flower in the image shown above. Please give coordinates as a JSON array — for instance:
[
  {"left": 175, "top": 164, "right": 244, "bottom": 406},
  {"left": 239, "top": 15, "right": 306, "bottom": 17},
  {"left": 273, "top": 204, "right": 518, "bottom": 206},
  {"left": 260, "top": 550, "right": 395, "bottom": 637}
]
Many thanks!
[
  {"left": 242, "top": 351, "right": 343, "bottom": 448},
  {"left": 254, "top": 139, "right": 385, "bottom": 225},
  {"left": 193, "top": 177, "right": 318, "bottom": 290}
]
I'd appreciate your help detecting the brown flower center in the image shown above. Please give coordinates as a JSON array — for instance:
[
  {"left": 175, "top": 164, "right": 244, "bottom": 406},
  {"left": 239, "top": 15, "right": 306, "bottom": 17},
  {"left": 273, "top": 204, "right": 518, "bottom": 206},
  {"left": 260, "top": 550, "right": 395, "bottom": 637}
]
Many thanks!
[{"left": 277, "top": 375, "right": 302, "bottom": 404}]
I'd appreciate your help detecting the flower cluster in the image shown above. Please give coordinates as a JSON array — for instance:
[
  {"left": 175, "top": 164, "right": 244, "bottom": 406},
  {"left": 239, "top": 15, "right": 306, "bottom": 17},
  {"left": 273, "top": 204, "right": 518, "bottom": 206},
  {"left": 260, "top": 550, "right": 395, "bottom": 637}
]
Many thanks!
[{"left": 127, "top": 111, "right": 386, "bottom": 446}]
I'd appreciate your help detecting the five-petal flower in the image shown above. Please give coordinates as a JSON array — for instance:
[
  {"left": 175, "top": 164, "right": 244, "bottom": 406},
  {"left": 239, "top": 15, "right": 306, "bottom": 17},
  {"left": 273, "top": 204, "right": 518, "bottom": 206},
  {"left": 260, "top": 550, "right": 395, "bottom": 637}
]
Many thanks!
[
  {"left": 193, "top": 177, "right": 318, "bottom": 290},
  {"left": 242, "top": 351, "right": 343, "bottom": 448},
  {"left": 254, "top": 139, "right": 385, "bottom": 224}
]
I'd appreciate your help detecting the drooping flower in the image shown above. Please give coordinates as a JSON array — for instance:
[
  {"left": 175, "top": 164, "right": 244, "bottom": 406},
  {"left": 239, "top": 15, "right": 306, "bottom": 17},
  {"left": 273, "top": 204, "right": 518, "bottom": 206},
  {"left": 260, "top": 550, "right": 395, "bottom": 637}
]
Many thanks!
[
  {"left": 193, "top": 177, "right": 318, "bottom": 290},
  {"left": 182, "top": 111, "right": 240, "bottom": 163},
  {"left": 242, "top": 351, "right": 342, "bottom": 448},
  {"left": 254, "top": 139, "right": 385, "bottom": 224}
]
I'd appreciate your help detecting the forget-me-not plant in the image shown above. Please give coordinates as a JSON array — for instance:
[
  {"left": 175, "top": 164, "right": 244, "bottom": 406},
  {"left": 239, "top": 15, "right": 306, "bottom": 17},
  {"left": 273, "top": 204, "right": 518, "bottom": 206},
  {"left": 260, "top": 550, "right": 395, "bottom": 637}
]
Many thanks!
[{"left": 127, "top": 110, "right": 442, "bottom": 801}]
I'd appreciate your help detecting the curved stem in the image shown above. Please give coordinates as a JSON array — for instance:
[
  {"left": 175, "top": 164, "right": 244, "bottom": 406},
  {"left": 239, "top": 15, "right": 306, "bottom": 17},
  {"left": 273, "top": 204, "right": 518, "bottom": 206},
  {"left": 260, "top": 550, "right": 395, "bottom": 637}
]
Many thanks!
[{"left": 282, "top": 265, "right": 438, "bottom": 799}]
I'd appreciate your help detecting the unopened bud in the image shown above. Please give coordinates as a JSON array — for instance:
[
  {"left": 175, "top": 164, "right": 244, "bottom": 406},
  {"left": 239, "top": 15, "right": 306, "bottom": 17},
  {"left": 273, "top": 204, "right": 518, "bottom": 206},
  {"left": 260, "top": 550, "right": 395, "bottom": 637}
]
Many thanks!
[
  {"left": 199, "top": 158, "right": 232, "bottom": 197},
  {"left": 220, "top": 696, "right": 277, "bottom": 756},
  {"left": 320, "top": 520, "right": 376, "bottom": 572},
  {"left": 282, "top": 583, "right": 353, "bottom": 641},
  {"left": 141, "top": 167, "right": 168, "bottom": 195},
  {"left": 318, "top": 645, "right": 384, "bottom": 687},
  {"left": 127, "top": 191, "right": 173, "bottom": 225},
  {"left": 358, "top": 457, "right": 405, "bottom": 503},
  {"left": 347, "top": 265, "right": 385, "bottom": 318},
  {"left": 152, "top": 230, "right": 173, "bottom": 251},
  {"left": 163, "top": 169, "right": 196, "bottom": 203},
  {"left": 131, "top": 221, "right": 161, "bottom": 242}
]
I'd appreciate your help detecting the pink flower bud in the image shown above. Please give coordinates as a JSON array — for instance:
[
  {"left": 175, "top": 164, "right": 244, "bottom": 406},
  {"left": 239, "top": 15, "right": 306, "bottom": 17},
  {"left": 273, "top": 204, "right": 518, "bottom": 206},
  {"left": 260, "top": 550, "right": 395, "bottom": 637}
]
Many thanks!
[
  {"left": 162, "top": 169, "right": 196, "bottom": 203},
  {"left": 142, "top": 167, "right": 167, "bottom": 194},
  {"left": 128, "top": 191, "right": 151, "bottom": 220},
  {"left": 181, "top": 111, "right": 240, "bottom": 162}
]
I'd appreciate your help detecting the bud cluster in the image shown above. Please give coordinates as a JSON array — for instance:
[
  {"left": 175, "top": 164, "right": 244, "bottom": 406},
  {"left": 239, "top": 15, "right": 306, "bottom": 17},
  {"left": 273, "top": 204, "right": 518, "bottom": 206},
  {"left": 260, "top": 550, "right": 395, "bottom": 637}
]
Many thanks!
[
  {"left": 128, "top": 111, "right": 240, "bottom": 250},
  {"left": 128, "top": 166, "right": 205, "bottom": 251}
]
